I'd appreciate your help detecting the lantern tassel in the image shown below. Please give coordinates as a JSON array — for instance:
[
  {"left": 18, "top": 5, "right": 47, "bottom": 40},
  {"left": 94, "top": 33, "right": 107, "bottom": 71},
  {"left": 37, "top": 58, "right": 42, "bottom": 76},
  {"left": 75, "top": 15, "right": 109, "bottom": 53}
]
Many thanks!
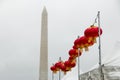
[{"left": 85, "top": 47, "right": 89, "bottom": 51}]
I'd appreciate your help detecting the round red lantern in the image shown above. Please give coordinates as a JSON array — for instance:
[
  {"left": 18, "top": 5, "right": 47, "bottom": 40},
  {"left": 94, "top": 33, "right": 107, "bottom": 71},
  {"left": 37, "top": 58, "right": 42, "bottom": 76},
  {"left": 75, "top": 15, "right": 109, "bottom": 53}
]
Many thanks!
[
  {"left": 69, "top": 49, "right": 81, "bottom": 58},
  {"left": 60, "top": 64, "right": 69, "bottom": 75},
  {"left": 72, "top": 45, "right": 77, "bottom": 49},
  {"left": 50, "top": 65, "right": 57, "bottom": 73},
  {"left": 70, "top": 61, "right": 76, "bottom": 68},
  {"left": 55, "top": 61, "right": 63, "bottom": 70},
  {"left": 78, "top": 36, "right": 90, "bottom": 51},
  {"left": 84, "top": 25, "right": 103, "bottom": 43},
  {"left": 73, "top": 36, "right": 93, "bottom": 51},
  {"left": 64, "top": 60, "right": 71, "bottom": 71},
  {"left": 60, "top": 64, "right": 66, "bottom": 71},
  {"left": 74, "top": 38, "right": 80, "bottom": 49},
  {"left": 68, "top": 56, "right": 75, "bottom": 62}
]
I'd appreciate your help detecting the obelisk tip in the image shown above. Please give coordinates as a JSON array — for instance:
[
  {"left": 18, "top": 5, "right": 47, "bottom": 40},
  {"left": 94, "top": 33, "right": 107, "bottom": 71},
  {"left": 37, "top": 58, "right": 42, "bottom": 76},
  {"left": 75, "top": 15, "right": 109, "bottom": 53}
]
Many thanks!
[{"left": 43, "top": 6, "right": 47, "bottom": 12}]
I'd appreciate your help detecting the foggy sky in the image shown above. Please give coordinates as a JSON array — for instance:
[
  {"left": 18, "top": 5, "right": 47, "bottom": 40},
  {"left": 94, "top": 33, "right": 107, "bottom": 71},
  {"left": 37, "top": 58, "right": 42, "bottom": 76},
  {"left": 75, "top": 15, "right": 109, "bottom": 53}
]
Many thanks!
[{"left": 0, "top": 0, "right": 120, "bottom": 80}]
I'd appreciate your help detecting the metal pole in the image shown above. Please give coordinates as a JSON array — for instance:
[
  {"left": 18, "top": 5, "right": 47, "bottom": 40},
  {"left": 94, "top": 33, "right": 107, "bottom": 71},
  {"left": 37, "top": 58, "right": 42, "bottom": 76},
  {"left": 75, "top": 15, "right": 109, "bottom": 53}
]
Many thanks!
[
  {"left": 98, "top": 11, "right": 104, "bottom": 80},
  {"left": 52, "top": 63, "right": 54, "bottom": 80},
  {"left": 59, "top": 57, "right": 61, "bottom": 80},
  {"left": 78, "top": 48, "right": 80, "bottom": 80},
  {"left": 59, "top": 70, "right": 61, "bottom": 80},
  {"left": 52, "top": 72, "right": 54, "bottom": 80}
]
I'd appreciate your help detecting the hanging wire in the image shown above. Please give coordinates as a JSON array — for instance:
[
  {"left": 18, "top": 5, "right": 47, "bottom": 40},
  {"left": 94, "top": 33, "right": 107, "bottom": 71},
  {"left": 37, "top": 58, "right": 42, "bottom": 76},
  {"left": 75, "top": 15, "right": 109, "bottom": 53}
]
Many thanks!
[{"left": 92, "top": 13, "right": 99, "bottom": 26}]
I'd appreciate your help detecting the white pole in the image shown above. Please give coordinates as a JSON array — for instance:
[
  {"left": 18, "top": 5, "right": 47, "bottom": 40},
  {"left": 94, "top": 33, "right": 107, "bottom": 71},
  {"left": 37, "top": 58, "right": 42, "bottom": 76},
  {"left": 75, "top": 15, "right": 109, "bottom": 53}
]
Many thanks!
[
  {"left": 78, "top": 48, "right": 80, "bottom": 80},
  {"left": 51, "top": 63, "right": 54, "bottom": 80},
  {"left": 52, "top": 72, "right": 54, "bottom": 80},
  {"left": 98, "top": 11, "right": 104, "bottom": 80},
  {"left": 59, "top": 57, "right": 61, "bottom": 80}
]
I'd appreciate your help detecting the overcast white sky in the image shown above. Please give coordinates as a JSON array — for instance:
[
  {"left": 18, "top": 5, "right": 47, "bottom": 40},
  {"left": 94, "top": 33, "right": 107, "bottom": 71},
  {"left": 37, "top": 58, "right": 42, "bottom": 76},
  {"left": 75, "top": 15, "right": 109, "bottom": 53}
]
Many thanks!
[{"left": 0, "top": 0, "right": 120, "bottom": 80}]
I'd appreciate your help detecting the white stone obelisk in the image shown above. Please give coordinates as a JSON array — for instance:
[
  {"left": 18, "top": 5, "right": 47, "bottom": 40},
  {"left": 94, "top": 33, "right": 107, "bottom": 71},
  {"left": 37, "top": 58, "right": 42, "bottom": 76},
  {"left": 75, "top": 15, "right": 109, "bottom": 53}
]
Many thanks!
[{"left": 39, "top": 6, "right": 48, "bottom": 80}]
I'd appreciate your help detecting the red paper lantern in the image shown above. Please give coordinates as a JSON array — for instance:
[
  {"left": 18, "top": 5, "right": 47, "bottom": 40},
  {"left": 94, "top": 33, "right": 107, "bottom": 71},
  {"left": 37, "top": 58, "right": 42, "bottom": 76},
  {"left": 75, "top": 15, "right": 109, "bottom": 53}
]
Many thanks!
[
  {"left": 70, "top": 61, "right": 76, "bottom": 68},
  {"left": 69, "top": 49, "right": 81, "bottom": 58},
  {"left": 60, "top": 64, "right": 69, "bottom": 75},
  {"left": 55, "top": 61, "right": 63, "bottom": 70},
  {"left": 64, "top": 60, "right": 71, "bottom": 67},
  {"left": 78, "top": 36, "right": 90, "bottom": 51},
  {"left": 64, "top": 59, "right": 76, "bottom": 69},
  {"left": 78, "top": 36, "right": 88, "bottom": 45},
  {"left": 60, "top": 64, "right": 66, "bottom": 71},
  {"left": 50, "top": 65, "right": 57, "bottom": 73},
  {"left": 68, "top": 56, "right": 75, "bottom": 62},
  {"left": 73, "top": 36, "right": 93, "bottom": 51},
  {"left": 74, "top": 38, "right": 80, "bottom": 49},
  {"left": 72, "top": 45, "right": 77, "bottom": 49},
  {"left": 81, "top": 36, "right": 95, "bottom": 51},
  {"left": 84, "top": 25, "right": 103, "bottom": 43},
  {"left": 64, "top": 60, "right": 71, "bottom": 71}
]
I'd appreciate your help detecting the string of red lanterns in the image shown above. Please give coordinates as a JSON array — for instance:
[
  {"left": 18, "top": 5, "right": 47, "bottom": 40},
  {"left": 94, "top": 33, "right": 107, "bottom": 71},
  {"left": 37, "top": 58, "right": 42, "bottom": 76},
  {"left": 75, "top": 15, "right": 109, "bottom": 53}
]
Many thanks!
[{"left": 50, "top": 25, "right": 103, "bottom": 74}]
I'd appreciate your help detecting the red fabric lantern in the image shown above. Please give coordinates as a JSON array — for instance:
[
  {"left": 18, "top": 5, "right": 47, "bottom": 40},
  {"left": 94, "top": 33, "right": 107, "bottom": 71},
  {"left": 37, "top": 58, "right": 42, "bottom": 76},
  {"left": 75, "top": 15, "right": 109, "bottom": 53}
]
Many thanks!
[
  {"left": 60, "top": 64, "right": 69, "bottom": 75},
  {"left": 72, "top": 45, "right": 77, "bottom": 49},
  {"left": 81, "top": 36, "right": 94, "bottom": 48},
  {"left": 68, "top": 56, "right": 75, "bottom": 62},
  {"left": 60, "top": 64, "right": 66, "bottom": 71},
  {"left": 78, "top": 36, "right": 90, "bottom": 51},
  {"left": 55, "top": 61, "right": 63, "bottom": 70},
  {"left": 64, "top": 59, "right": 76, "bottom": 69},
  {"left": 69, "top": 49, "right": 81, "bottom": 58},
  {"left": 73, "top": 36, "right": 93, "bottom": 51},
  {"left": 74, "top": 38, "right": 80, "bottom": 49},
  {"left": 50, "top": 65, "right": 57, "bottom": 73},
  {"left": 64, "top": 60, "right": 71, "bottom": 71},
  {"left": 70, "top": 61, "right": 76, "bottom": 68},
  {"left": 84, "top": 25, "right": 103, "bottom": 43},
  {"left": 68, "top": 56, "right": 77, "bottom": 63},
  {"left": 84, "top": 26, "right": 102, "bottom": 37},
  {"left": 64, "top": 60, "right": 71, "bottom": 67}
]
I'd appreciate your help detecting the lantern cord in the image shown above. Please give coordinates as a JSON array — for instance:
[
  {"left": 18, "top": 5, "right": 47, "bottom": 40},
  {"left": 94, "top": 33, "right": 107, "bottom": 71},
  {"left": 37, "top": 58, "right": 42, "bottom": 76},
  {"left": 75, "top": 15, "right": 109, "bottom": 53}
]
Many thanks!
[
  {"left": 92, "top": 13, "right": 98, "bottom": 26},
  {"left": 97, "top": 11, "right": 104, "bottom": 80}
]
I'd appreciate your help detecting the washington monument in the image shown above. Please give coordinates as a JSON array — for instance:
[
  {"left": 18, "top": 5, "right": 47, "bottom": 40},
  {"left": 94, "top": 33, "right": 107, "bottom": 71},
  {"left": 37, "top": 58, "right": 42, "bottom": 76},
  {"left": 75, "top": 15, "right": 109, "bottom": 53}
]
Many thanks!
[{"left": 39, "top": 7, "right": 48, "bottom": 80}]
